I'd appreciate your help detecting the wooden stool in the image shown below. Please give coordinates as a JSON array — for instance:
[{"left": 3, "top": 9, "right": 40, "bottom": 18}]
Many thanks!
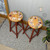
[
  {"left": 8, "top": 11, "right": 24, "bottom": 38},
  {"left": 23, "top": 16, "right": 43, "bottom": 42}
]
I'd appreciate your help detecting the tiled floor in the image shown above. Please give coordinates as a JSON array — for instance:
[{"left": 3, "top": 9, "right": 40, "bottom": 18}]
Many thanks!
[{"left": 0, "top": 19, "right": 46, "bottom": 50}]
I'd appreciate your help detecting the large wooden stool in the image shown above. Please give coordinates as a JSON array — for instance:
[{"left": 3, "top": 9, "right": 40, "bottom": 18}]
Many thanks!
[
  {"left": 8, "top": 11, "right": 24, "bottom": 38},
  {"left": 23, "top": 16, "right": 43, "bottom": 42}
]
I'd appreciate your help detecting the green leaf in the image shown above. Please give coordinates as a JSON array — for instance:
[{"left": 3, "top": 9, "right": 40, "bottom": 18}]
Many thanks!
[
  {"left": 47, "top": 32, "right": 50, "bottom": 35},
  {"left": 42, "top": 37, "right": 46, "bottom": 43},
  {"left": 45, "top": 20, "right": 50, "bottom": 25},
  {"left": 46, "top": 28, "right": 50, "bottom": 31}
]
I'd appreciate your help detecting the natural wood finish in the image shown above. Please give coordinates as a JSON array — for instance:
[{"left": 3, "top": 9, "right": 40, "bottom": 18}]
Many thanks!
[
  {"left": 0, "top": 14, "right": 7, "bottom": 18},
  {"left": 0, "top": 17, "right": 5, "bottom": 24},
  {"left": 4, "top": 0, "right": 10, "bottom": 28},
  {"left": 41, "top": 26, "right": 47, "bottom": 31},
  {"left": 4, "top": 0, "right": 9, "bottom": 15},
  {"left": 8, "top": 11, "right": 23, "bottom": 22},
  {"left": 28, "top": 16, "right": 43, "bottom": 29},
  {"left": 20, "top": 20, "right": 27, "bottom": 24},
  {"left": 20, "top": 20, "right": 47, "bottom": 30},
  {"left": 0, "top": 0, "right": 9, "bottom": 18},
  {"left": 0, "top": 14, "right": 47, "bottom": 30}
]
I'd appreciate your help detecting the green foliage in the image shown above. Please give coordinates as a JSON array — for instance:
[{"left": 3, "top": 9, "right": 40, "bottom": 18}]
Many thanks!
[
  {"left": 42, "top": 20, "right": 50, "bottom": 42},
  {"left": 46, "top": 27, "right": 50, "bottom": 31},
  {"left": 46, "top": 36, "right": 50, "bottom": 42},
  {"left": 45, "top": 20, "right": 50, "bottom": 25},
  {"left": 42, "top": 37, "right": 46, "bottom": 43},
  {"left": 47, "top": 31, "right": 50, "bottom": 35}
]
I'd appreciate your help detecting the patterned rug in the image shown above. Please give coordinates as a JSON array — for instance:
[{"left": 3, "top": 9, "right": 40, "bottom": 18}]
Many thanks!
[{"left": 0, "top": 17, "right": 6, "bottom": 28}]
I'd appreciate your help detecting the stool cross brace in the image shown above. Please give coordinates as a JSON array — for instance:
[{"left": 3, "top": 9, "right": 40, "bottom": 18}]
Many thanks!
[{"left": 23, "top": 24, "right": 40, "bottom": 42}]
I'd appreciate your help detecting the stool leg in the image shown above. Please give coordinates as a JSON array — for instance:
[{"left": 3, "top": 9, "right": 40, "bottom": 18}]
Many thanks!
[
  {"left": 9, "top": 21, "right": 11, "bottom": 32},
  {"left": 23, "top": 24, "right": 28, "bottom": 34},
  {"left": 37, "top": 28, "right": 40, "bottom": 36},
  {"left": 29, "top": 29, "right": 35, "bottom": 42},
  {"left": 22, "top": 20, "right": 24, "bottom": 30},
  {"left": 15, "top": 22, "right": 18, "bottom": 38}
]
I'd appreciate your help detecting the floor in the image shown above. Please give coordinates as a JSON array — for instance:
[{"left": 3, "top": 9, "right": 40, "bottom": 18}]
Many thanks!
[
  {"left": 0, "top": 44, "right": 15, "bottom": 50},
  {"left": 0, "top": 17, "right": 6, "bottom": 28},
  {"left": 0, "top": 19, "right": 46, "bottom": 50}
]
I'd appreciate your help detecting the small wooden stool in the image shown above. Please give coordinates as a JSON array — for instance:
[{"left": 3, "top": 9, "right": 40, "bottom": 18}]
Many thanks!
[
  {"left": 23, "top": 16, "right": 43, "bottom": 42},
  {"left": 8, "top": 11, "right": 24, "bottom": 38}
]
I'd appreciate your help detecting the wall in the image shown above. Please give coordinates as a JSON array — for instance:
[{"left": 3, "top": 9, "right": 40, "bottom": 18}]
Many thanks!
[{"left": 8, "top": 0, "right": 50, "bottom": 22}]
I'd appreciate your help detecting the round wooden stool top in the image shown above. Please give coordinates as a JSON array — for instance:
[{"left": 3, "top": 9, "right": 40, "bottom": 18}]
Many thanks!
[
  {"left": 8, "top": 11, "right": 23, "bottom": 22},
  {"left": 28, "top": 16, "right": 43, "bottom": 29}
]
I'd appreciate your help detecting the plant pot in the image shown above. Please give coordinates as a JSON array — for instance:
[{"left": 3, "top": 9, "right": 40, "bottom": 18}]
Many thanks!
[{"left": 46, "top": 41, "right": 50, "bottom": 50}]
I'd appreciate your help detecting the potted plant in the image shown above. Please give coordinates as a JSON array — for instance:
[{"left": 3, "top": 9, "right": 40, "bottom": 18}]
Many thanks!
[{"left": 42, "top": 20, "right": 50, "bottom": 50}]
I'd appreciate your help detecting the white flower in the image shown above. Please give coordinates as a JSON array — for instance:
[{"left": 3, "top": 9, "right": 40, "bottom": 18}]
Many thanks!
[
  {"left": 13, "top": 12, "right": 17, "bottom": 14},
  {"left": 18, "top": 18, "right": 21, "bottom": 20},
  {"left": 19, "top": 15, "right": 22, "bottom": 17},
  {"left": 12, "top": 17, "right": 16, "bottom": 20}
]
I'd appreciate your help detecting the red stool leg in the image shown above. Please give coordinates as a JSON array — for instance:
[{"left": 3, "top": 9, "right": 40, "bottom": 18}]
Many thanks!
[
  {"left": 15, "top": 22, "right": 18, "bottom": 38},
  {"left": 23, "top": 24, "right": 28, "bottom": 34},
  {"left": 22, "top": 20, "right": 24, "bottom": 30},
  {"left": 37, "top": 28, "right": 40, "bottom": 36},
  {"left": 29, "top": 29, "right": 35, "bottom": 42},
  {"left": 9, "top": 21, "right": 11, "bottom": 32}
]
